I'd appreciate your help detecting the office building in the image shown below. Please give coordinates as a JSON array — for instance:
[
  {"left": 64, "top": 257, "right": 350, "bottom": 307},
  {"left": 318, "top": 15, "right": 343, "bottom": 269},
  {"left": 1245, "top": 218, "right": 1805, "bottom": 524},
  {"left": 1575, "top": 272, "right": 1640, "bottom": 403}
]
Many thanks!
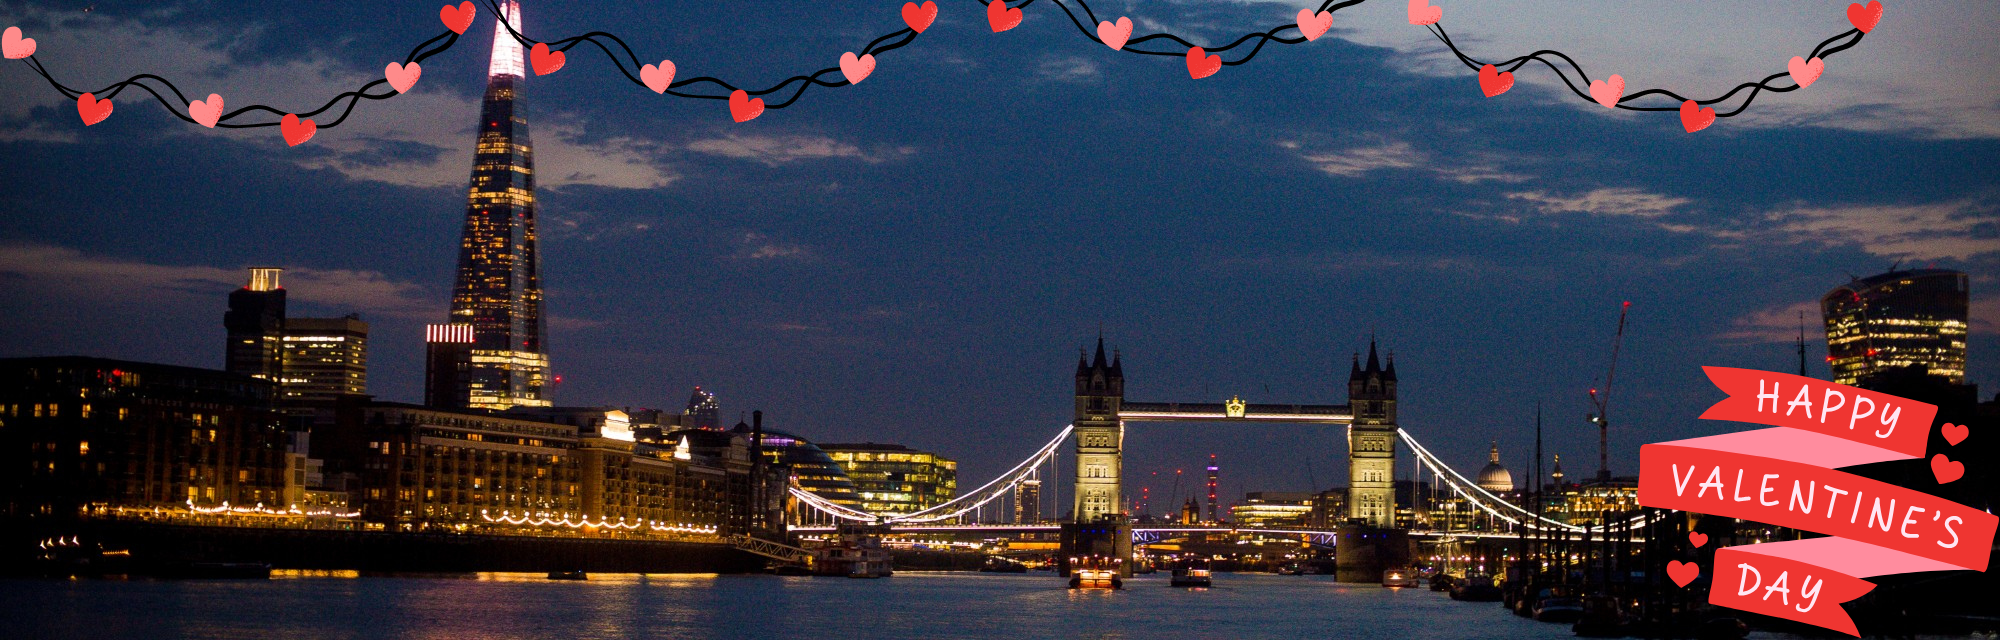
[
  {"left": 442, "top": 0, "right": 552, "bottom": 411},
  {"left": 223, "top": 267, "right": 286, "bottom": 382},
  {"left": 1229, "top": 491, "right": 1313, "bottom": 528},
  {"left": 1822, "top": 268, "right": 1970, "bottom": 386},
  {"left": 280, "top": 315, "right": 368, "bottom": 402},
  {"left": 819, "top": 443, "right": 959, "bottom": 515},
  {"left": 1014, "top": 478, "right": 1041, "bottom": 524}
]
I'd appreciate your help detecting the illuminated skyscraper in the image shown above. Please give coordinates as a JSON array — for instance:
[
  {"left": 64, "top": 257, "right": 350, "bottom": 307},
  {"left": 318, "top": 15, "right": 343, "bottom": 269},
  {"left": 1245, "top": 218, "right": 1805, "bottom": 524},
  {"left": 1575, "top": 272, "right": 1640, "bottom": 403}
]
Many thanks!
[
  {"left": 446, "top": 0, "right": 550, "bottom": 410},
  {"left": 224, "top": 267, "right": 286, "bottom": 381},
  {"left": 1014, "top": 478, "right": 1042, "bottom": 524},
  {"left": 1821, "top": 269, "right": 1970, "bottom": 387},
  {"left": 685, "top": 387, "right": 720, "bottom": 430}
]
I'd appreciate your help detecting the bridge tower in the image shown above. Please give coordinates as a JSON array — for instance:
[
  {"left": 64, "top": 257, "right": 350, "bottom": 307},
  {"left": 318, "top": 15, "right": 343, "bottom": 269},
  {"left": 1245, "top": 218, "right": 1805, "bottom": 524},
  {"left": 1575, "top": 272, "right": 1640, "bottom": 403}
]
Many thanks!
[
  {"left": 1346, "top": 340, "right": 1398, "bottom": 527},
  {"left": 1072, "top": 336, "right": 1124, "bottom": 523}
]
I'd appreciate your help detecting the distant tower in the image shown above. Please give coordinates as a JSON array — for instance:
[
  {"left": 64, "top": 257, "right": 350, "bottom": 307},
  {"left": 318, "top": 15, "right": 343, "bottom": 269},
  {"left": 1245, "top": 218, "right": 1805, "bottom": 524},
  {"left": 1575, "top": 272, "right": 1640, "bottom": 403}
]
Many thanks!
[
  {"left": 1072, "top": 336, "right": 1124, "bottom": 523},
  {"left": 1476, "top": 442, "right": 1515, "bottom": 493},
  {"left": 1014, "top": 478, "right": 1042, "bottom": 524},
  {"left": 1821, "top": 268, "right": 1969, "bottom": 386},
  {"left": 1551, "top": 453, "right": 1566, "bottom": 486},
  {"left": 424, "top": 323, "right": 475, "bottom": 410},
  {"left": 224, "top": 267, "right": 286, "bottom": 381},
  {"left": 685, "top": 387, "right": 720, "bottom": 430},
  {"left": 1205, "top": 454, "right": 1220, "bottom": 523},
  {"left": 445, "top": 0, "right": 551, "bottom": 411},
  {"left": 1181, "top": 497, "right": 1200, "bottom": 525},
  {"left": 1346, "top": 340, "right": 1398, "bottom": 528}
]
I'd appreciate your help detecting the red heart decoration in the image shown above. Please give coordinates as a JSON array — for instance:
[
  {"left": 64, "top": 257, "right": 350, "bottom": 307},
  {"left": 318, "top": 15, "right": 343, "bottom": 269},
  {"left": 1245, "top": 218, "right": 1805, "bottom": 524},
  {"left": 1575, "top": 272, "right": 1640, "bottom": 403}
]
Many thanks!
[
  {"left": 902, "top": 1, "right": 938, "bottom": 34},
  {"left": 531, "top": 43, "right": 565, "bottom": 76},
  {"left": 3, "top": 26, "right": 36, "bottom": 59},
  {"left": 1941, "top": 422, "right": 1968, "bottom": 446},
  {"left": 1098, "top": 17, "right": 1133, "bottom": 51},
  {"left": 641, "top": 60, "right": 676, "bottom": 94},
  {"left": 280, "top": 113, "right": 316, "bottom": 147},
  {"left": 1296, "top": 9, "right": 1332, "bottom": 42},
  {"left": 1931, "top": 453, "right": 1964, "bottom": 484},
  {"left": 729, "top": 90, "right": 764, "bottom": 123},
  {"left": 385, "top": 62, "right": 422, "bottom": 94},
  {"left": 1688, "top": 532, "right": 1707, "bottom": 548},
  {"left": 1407, "top": 0, "right": 1443, "bottom": 26},
  {"left": 1477, "top": 64, "right": 1512, "bottom": 97},
  {"left": 1680, "top": 100, "right": 1716, "bottom": 133},
  {"left": 1186, "top": 46, "right": 1221, "bottom": 80},
  {"left": 439, "top": 2, "right": 476, "bottom": 35},
  {"left": 188, "top": 93, "right": 224, "bottom": 128},
  {"left": 76, "top": 93, "right": 113, "bottom": 126},
  {"left": 1787, "top": 56, "right": 1825, "bottom": 89},
  {"left": 839, "top": 52, "right": 876, "bottom": 85},
  {"left": 1590, "top": 74, "right": 1625, "bottom": 109},
  {"left": 1847, "top": 1, "right": 1883, "bottom": 34},
  {"left": 1666, "top": 560, "right": 1699, "bottom": 587},
  {"left": 987, "top": 0, "right": 1023, "bottom": 33}
]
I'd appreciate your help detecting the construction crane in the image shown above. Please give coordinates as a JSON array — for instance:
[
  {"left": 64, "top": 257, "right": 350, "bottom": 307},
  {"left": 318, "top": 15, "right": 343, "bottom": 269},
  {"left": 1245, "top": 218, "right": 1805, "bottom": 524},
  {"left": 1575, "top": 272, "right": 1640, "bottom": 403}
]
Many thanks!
[{"left": 1587, "top": 301, "right": 1630, "bottom": 485}]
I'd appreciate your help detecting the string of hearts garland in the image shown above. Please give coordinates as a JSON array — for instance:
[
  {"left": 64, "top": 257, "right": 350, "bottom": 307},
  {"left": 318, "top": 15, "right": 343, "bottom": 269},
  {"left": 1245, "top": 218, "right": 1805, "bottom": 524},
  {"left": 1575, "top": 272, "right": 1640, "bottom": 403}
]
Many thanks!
[{"left": 1, "top": 0, "right": 1885, "bottom": 145}]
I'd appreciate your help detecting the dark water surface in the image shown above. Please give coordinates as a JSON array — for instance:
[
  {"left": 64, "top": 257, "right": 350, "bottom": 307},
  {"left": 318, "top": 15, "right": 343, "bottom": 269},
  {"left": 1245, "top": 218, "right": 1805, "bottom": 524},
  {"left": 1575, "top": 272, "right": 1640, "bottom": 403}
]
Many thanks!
[{"left": 4, "top": 571, "right": 1620, "bottom": 639}]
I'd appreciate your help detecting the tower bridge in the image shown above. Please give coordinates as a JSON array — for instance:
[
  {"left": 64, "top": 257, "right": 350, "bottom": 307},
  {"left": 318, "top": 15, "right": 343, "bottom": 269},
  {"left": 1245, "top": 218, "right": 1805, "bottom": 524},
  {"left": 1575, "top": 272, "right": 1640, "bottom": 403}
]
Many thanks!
[{"left": 784, "top": 336, "right": 1654, "bottom": 579}]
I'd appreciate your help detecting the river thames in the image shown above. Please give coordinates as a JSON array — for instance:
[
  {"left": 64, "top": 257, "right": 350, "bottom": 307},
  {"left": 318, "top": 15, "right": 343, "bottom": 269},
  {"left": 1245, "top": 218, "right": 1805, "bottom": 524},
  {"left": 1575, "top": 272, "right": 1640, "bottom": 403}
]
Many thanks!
[{"left": 7, "top": 571, "right": 1601, "bottom": 639}]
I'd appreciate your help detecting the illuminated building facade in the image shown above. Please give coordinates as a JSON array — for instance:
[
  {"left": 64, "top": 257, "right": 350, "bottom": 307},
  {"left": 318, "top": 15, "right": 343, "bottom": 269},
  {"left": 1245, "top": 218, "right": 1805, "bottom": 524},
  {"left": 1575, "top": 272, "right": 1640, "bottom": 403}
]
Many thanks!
[
  {"left": 1229, "top": 491, "right": 1313, "bottom": 527},
  {"left": 1072, "top": 337, "right": 1124, "bottom": 522},
  {"left": 280, "top": 315, "right": 368, "bottom": 402},
  {"left": 820, "top": 443, "right": 959, "bottom": 515},
  {"left": 684, "top": 387, "right": 720, "bottom": 430},
  {"left": 445, "top": 0, "right": 551, "bottom": 411},
  {"left": 1014, "top": 478, "right": 1041, "bottom": 524},
  {"left": 351, "top": 403, "right": 782, "bottom": 534},
  {"left": 1822, "top": 268, "right": 1970, "bottom": 386},
  {"left": 224, "top": 267, "right": 286, "bottom": 382},
  {"left": 0, "top": 357, "right": 290, "bottom": 522}
]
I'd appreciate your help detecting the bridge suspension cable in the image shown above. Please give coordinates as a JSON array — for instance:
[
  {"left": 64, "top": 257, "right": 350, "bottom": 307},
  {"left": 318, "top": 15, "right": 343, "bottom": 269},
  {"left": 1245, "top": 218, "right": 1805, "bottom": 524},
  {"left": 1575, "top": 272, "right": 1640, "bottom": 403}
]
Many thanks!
[
  {"left": 1398, "top": 428, "right": 1584, "bottom": 532},
  {"left": 885, "top": 424, "right": 1074, "bottom": 523}
]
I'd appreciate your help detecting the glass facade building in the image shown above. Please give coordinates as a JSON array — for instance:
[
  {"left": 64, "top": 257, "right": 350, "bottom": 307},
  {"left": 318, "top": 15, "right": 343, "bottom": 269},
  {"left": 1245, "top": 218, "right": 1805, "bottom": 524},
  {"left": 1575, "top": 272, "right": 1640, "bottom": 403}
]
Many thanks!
[
  {"left": 446, "top": 0, "right": 550, "bottom": 411},
  {"left": 1821, "top": 269, "right": 1970, "bottom": 386},
  {"left": 819, "top": 443, "right": 958, "bottom": 515}
]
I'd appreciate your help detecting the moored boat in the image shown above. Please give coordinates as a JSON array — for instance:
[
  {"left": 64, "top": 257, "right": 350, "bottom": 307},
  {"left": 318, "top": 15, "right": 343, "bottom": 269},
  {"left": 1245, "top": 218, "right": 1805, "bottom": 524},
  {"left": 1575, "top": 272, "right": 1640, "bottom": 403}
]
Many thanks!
[{"left": 1169, "top": 557, "right": 1212, "bottom": 588}]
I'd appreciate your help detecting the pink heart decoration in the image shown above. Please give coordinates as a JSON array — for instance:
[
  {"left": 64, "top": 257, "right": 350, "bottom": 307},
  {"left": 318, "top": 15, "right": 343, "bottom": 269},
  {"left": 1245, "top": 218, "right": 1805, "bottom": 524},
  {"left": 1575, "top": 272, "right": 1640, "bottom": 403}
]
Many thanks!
[
  {"left": 1589, "top": 74, "right": 1624, "bottom": 109},
  {"left": 729, "top": 90, "right": 765, "bottom": 123},
  {"left": 439, "top": 2, "right": 476, "bottom": 35},
  {"left": 1478, "top": 64, "right": 1512, "bottom": 97},
  {"left": 1680, "top": 100, "right": 1716, "bottom": 133},
  {"left": 3, "top": 26, "right": 35, "bottom": 59},
  {"left": 988, "top": 0, "right": 1022, "bottom": 33},
  {"left": 280, "top": 113, "right": 317, "bottom": 147},
  {"left": 76, "top": 93, "right": 113, "bottom": 126},
  {"left": 530, "top": 43, "right": 565, "bottom": 76},
  {"left": 1688, "top": 532, "right": 1707, "bottom": 548},
  {"left": 1931, "top": 454, "right": 1964, "bottom": 484},
  {"left": 839, "top": 52, "right": 876, "bottom": 85},
  {"left": 1297, "top": 9, "right": 1333, "bottom": 42},
  {"left": 1407, "top": 0, "right": 1443, "bottom": 26},
  {"left": 1942, "top": 422, "right": 1969, "bottom": 446},
  {"left": 1097, "top": 17, "right": 1133, "bottom": 51},
  {"left": 1667, "top": 560, "right": 1699, "bottom": 587},
  {"left": 188, "top": 93, "right": 224, "bottom": 128},
  {"left": 641, "top": 60, "right": 676, "bottom": 94},
  {"left": 1787, "top": 56, "right": 1824, "bottom": 89},
  {"left": 902, "top": 1, "right": 937, "bottom": 34},
  {"left": 1186, "top": 46, "right": 1221, "bottom": 80},
  {"left": 1847, "top": 1, "right": 1883, "bottom": 33},
  {"left": 385, "top": 62, "right": 422, "bottom": 94}
]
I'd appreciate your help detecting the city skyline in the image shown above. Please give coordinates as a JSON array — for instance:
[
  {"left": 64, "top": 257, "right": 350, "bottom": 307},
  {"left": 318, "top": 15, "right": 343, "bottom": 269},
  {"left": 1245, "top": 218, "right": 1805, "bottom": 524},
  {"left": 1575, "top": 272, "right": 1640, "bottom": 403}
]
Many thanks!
[{"left": 2, "top": 1, "right": 1997, "bottom": 495}]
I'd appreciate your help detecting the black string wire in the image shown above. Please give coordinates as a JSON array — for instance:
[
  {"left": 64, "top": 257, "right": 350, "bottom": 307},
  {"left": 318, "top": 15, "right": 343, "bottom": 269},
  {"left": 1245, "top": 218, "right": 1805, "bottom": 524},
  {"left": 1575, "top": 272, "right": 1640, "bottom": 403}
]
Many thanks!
[
  {"left": 10, "top": 0, "right": 1875, "bottom": 127},
  {"left": 14, "top": 29, "right": 457, "bottom": 129}
]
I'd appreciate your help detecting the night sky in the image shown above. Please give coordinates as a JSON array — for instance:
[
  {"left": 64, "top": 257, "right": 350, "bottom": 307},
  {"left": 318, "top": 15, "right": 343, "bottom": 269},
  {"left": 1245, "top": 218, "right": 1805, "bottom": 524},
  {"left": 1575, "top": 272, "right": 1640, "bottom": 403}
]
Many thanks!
[{"left": 2, "top": 1, "right": 1995, "bottom": 514}]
